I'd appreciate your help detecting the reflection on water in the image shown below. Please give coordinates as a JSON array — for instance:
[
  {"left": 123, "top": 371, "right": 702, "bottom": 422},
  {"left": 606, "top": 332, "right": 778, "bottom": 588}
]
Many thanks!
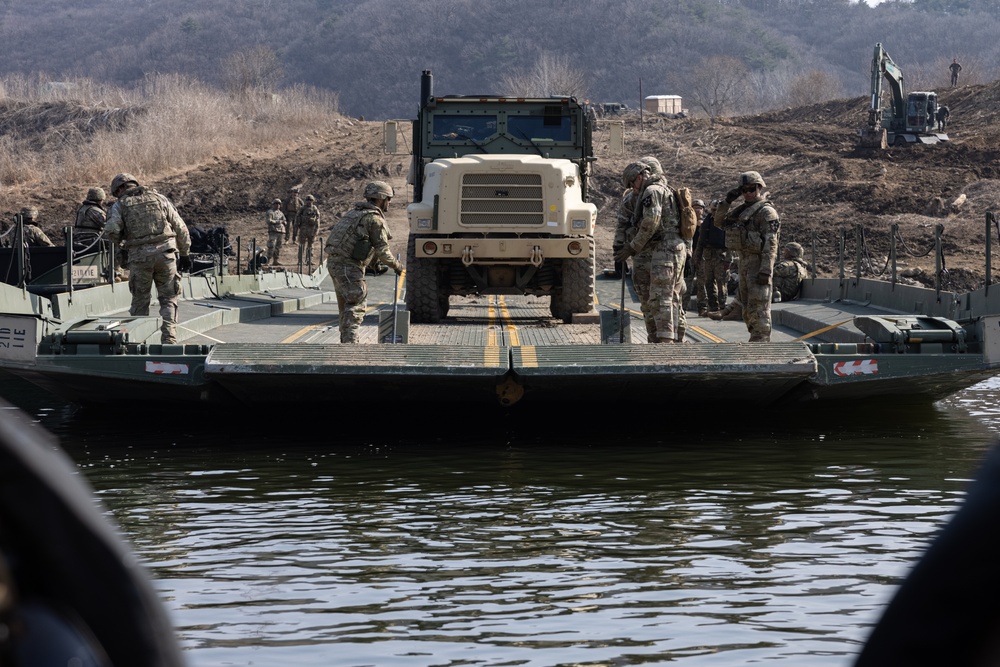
[{"left": 4, "top": 372, "right": 1000, "bottom": 666}]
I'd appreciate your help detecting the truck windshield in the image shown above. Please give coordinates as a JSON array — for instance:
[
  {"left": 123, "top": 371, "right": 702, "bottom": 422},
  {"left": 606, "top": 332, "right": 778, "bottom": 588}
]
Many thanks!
[
  {"left": 507, "top": 115, "right": 573, "bottom": 144},
  {"left": 432, "top": 115, "right": 497, "bottom": 142}
]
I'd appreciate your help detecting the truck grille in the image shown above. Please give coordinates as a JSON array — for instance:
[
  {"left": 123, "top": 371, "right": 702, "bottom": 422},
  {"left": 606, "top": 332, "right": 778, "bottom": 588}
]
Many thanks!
[{"left": 460, "top": 173, "right": 544, "bottom": 226}]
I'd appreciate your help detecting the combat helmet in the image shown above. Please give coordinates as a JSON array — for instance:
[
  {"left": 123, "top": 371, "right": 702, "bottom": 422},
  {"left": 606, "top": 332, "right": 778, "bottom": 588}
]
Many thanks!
[
  {"left": 19, "top": 207, "right": 38, "bottom": 220},
  {"left": 304, "top": 194, "right": 316, "bottom": 202},
  {"left": 785, "top": 242, "right": 804, "bottom": 259},
  {"left": 738, "top": 171, "right": 766, "bottom": 189},
  {"left": 87, "top": 187, "right": 106, "bottom": 202},
  {"left": 272, "top": 198, "right": 282, "bottom": 205},
  {"left": 621, "top": 162, "right": 650, "bottom": 189},
  {"left": 110, "top": 173, "right": 139, "bottom": 196},
  {"left": 363, "top": 180, "right": 394, "bottom": 200},
  {"left": 638, "top": 155, "right": 663, "bottom": 175}
]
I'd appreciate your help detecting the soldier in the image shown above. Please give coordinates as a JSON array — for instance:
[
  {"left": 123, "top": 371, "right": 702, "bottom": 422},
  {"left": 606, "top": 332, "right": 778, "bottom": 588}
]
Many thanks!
[
  {"left": 265, "top": 198, "right": 286, "bottom": 265},
  {"left": 949, "top": 58, "right": 962, "bottom": 87},
  {"left": 18, "top": 207, "right": 55, "bottom": 246},
  {"left": 296, "top": 194, "right": 321, "bottom": 267},
  {"left": 73, "top": 187, "right": 107, "bottom": 247},
  {"left": 936, "top": 104, "right": 950, "bottom": 132},
  {"left": 613, "top": 160, "right": 687, "bottom": 343},
  {"left": 715, "top": 171, "right": 780, "bottom": 342},
  {"left": 772, "top": 242, "right": 809, "bottom": 302},
  {"left": 695, "top": 198, "right": 729, "bottom": 317},
  {"left": 323, "top": 180, "right": 403, "bottom": 343},
  {"left": 283, "top": 186, "right": 303, "bottom": 243},
  {"left": 104, "top": 172, "right": 192, "bottom": 344}
]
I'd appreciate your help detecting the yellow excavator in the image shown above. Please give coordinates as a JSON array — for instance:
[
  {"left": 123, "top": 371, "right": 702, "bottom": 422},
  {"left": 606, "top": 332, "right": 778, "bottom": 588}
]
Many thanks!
[{"left": 859, "top": 43, "right": 949, "bottom": 148}]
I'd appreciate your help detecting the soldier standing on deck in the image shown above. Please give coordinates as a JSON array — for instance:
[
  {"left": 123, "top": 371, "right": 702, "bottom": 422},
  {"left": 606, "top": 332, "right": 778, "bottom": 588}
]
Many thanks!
[
  {"left": 695, "top": 198, "right": 729, "bottom": 317},
  {"left": 265, "top": 199, "right": 287, "bottom": 265},
  {"left": 324, "top": 180, "right": 403, "bottom": 343},
  {"left": 296, "top": 194, "right": 320, "bottom": 267},
  {"left": 283, "top": 186, "right": 303, "bottom": 243},
  {"left": 715, "top": 171, "right": 780, "bottom": 342},
  {"left": 613, "top": 161, "right": 687, "bottom": 343}
]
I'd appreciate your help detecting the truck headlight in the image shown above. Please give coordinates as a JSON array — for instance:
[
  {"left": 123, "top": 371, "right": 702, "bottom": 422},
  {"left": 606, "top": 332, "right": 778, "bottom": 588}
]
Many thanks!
[
  {"left": 416, "top": 218, "right": 433, "bottom": 230},
  {"left": 422, "top": 242, "right": 438, "bottom": 255},
  {"left": 572, "top": 219, "right": 586, "bottom": 230},
  {"left": 567, "top": 241, "right": 583, "bottom": 255}
]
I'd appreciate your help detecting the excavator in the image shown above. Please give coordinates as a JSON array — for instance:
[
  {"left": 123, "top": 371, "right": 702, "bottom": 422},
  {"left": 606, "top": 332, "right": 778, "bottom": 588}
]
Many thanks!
[{"left": 859, "top": 43, "right": 949, "bottom": 148}]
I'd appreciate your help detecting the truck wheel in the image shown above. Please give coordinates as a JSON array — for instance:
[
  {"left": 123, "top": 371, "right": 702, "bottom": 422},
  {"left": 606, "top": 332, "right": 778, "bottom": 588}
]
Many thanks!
[
  {"left": 405, "top": 236, "right": 444, "bottom": 323},
  {"left": 551, "top": 239, "right": 595, "bottom": 323}
]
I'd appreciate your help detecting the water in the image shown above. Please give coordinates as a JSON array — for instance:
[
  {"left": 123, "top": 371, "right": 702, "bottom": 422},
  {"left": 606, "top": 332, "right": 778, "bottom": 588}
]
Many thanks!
[{"left": 8, "top": 376, "right": 1000, "bottom": 666}]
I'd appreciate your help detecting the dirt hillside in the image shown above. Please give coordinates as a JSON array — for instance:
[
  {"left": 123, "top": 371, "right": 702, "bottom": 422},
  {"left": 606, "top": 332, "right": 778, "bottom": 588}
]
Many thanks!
[{"left": 7, "top": 82, "right": 1000, "bottom": 292}]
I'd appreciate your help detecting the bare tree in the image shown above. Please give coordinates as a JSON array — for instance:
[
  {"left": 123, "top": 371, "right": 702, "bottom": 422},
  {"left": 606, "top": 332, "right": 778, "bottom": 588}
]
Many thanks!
[
  {"left": 500, "top": 52, "right": 588, "bottom": 99},
  {"left": 786, "top": 69, "right": 843, "bottom": 108},
  {"left": 220, "top": 46, "right": 283, "bottom": 98},
  {"left": 689, "top": 56, "right": 750, "bottom": 121}
]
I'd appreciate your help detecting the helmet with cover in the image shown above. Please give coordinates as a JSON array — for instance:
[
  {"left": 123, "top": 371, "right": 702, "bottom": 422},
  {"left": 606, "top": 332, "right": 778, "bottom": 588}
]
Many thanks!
[
  {"left": 621, "top": 162, "right": 650, "bottom": 189},
  {"left": 20, "top": 207, "right": 38, "bottom": 220},
  {"left": 272, "top": 198, "right": 282, "bottom": 205},
  {"left": 785, "top": 242, "right": 804, "bottom": 259},
  {"left": 738, "top": 171, "right": 766, "bottom": 189},
  {"left": 110, "top": 173, "right": 139, "bottom": 196},
  {"left": 638, "top": 156, "right": 663, "bottom": 175},
  {"left": 304, "top": 194, "right": 316, "bottom": 202},
  {"left": 363, "top": 180, "right": 394, "bottom": 200},
  {"left": 87, "top": 187, "right": 106, "bottom": 202}
]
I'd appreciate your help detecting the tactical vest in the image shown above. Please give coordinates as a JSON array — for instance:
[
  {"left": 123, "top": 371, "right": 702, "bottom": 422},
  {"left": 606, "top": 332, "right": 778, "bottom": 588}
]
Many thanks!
[
  {"left": 117, "top": 187, "right": 175, "bottom": 247},
  {"left": 326, "top": 204, "right": 382, "bottom": 266},
  {"left": 75, "top": 202, "right": 106, "bottom": 231},
  {"left": 283, "top": 195, "right": 301, "bottom": 219},
  {"left": 297, "top": 205, "right": 320, "bottom": 231},
  {"left": 267, "top": 209, "right": 286, "bottom": 234}
]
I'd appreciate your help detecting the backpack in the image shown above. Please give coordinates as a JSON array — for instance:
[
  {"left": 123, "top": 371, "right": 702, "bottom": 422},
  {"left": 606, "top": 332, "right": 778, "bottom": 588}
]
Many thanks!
[{"left": 675, "top": 186, "right": 698, "bottom": 240}]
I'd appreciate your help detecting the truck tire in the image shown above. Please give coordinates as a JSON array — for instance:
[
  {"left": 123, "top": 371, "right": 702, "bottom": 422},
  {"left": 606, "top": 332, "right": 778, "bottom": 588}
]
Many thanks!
[
  {"left": 405, "top": 236, "right": 444, "bottom": 323},
  {"left": 551, "top": 239, "right": 595, "bottom": 323}
]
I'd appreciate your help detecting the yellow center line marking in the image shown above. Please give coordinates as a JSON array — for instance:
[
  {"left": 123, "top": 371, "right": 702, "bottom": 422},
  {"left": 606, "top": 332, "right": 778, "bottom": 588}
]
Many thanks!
[
  {"left": 520, "top": 345, "right": 538, "bottom": 368},
  {"left": 688, "top": 325, "right": 726, "bottom": 343},
  {"left": 487, "top": 298, "right": 498, "bottom": 347},
  {"left": 498, "top": 296, "right": 520, "bottom": 347}
]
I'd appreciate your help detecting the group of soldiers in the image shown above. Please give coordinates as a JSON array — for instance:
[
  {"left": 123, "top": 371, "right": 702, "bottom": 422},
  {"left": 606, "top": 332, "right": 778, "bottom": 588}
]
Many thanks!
[
  {"left": 264, "top": 186, "right": 321, "bottom": 268},
  {"left": 613, "top": 159, "right": 808, "bottom": 343}
]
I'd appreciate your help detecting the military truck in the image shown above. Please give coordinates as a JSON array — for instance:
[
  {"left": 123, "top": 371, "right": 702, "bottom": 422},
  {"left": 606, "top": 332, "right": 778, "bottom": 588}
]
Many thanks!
[
  {"left": 859, "top": 43, "right": 949, "bottom": 148},
  {"left": 393, "top": 70, "right": 597, "bottom": 323}
]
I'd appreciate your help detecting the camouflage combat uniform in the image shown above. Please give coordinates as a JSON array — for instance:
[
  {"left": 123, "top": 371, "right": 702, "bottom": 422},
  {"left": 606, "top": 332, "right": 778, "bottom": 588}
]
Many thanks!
[
  {"left": 283, "top": 190, "right": 303, "bottom": 242},
  {"left": 265, "top": 205, "right": 287, "bottom": 265},
  {"left": 22, "top": 224, "right": 54, "bottom": 247},
  {"left": 716, "top": 175, "right": 780, "bottom": 342},
  {"left": 694, "top": 208, "right": 728, "bottom": 314},
  {"left": 773, "top": 253, "right": 808, "bottom": 302},
  {"left": 105, "top": 185, "right": 191, "bottom": 344},
  {"left": 296, "top": 200, "right": 321, "bottom": 266},
  {"left": 324, "top": 202, "right": 401, "bottom": 343},
  {"left": 74, "top": 195, "right": 107, "bottom": 247},
  {"left": 631, "top": 173, "right": 687, "bottom": 343}
]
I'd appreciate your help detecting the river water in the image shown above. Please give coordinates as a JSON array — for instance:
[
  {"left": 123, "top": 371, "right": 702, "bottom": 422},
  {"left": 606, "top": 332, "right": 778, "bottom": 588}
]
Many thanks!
[{"left": 10, "top": 376, "right": 1000, "bottom": 666}]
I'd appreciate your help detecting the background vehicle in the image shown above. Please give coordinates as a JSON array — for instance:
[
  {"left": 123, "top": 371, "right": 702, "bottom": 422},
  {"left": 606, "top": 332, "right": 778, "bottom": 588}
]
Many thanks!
[
  {"left": 860, "top": 42, "right": 949, "bottom": 148},
  {"left": 396, "top": 70, "right": 598, "bottom": 323}
]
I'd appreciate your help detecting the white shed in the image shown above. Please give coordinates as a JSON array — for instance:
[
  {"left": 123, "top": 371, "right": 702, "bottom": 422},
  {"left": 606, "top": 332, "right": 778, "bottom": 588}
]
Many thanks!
[{"left": 644, "top": 95, "right": 683, "bottom": 115}]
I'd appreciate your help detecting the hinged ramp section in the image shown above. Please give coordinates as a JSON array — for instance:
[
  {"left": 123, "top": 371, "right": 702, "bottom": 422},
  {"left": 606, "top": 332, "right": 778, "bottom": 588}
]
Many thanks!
[
  {"left": 205, "top": 343, "right": 512, "bottom": 405},
  {"left": 509, "top": 342, "right": 818, "bottom": 406}
]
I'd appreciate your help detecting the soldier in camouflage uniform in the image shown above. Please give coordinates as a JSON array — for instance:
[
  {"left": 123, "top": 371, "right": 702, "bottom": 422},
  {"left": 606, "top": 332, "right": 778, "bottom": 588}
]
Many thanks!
[
  {"left": 772, "top": 242, "right": 809, "bottom": 302},
  {"left": 296, "top": 194, "right": 321, "bottom": 267},
  {"left": 614, "top": 161, "right": 687, "bottom": 343},
  {"left": 17, "top": 207, "right": 55, "bottom": 246},
  {"left": 695, "top": 198, "right": 729, "bottom": 316},
  {"left": 104, "top": 173, "right": 192, "bottom": 344},
  {"left": 715, "top": 171, "right": 780, "bottom": 342},
  {"left": 265, "top": 198, "right": 287, "bottom": 265},
  {"left": 283, "top": 186, "right": 303, "bottom": 243},
  {"left": 324, "top": 180, "right": 403, "bottom": 343},
  {"left": 73, "top": 187, "right": 107, "bottom": 247}
]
